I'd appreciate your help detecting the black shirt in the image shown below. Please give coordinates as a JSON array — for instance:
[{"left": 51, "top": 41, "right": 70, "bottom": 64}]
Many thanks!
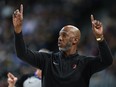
[{"left": 15, "top": 32, "right": 113, "bottom": 87}]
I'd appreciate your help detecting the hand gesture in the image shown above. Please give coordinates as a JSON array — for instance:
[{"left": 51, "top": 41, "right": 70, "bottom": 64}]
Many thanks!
[
  {"left": 7, "top": 72, "right": 18, "bottom": 87},
  {"left": 91, "top": 15, "right": 103, "bottom": 39},
  {"left": 13, "top": 4, "right": 23, "bottom": 33}
]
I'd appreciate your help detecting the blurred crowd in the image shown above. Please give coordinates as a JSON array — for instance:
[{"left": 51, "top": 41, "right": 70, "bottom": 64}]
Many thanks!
[{"left": 0, "top": 0, "right": 116, "bottom": 87}]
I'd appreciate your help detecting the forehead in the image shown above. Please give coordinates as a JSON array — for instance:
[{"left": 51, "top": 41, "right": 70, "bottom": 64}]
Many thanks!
[
  {"left": 59, "top": 26, "right": 75, "bottom": 34},
  {"left": 59, "top": 30, "right": 70, "bottom": 36}
]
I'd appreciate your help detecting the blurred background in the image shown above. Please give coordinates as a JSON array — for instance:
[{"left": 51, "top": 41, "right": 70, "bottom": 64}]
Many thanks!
[{"left": 0, "top": 0, "right": 116, "bottom": 87}]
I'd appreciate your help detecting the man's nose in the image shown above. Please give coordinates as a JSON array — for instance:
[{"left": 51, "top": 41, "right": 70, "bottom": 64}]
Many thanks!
[{"left": 58, "top": 36, "right": 62, "bottom": 41}]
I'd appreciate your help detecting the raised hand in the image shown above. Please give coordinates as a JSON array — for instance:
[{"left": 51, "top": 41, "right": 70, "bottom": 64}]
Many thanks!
[
  {"left": 91, "top": 15, "right": 104, "bottom": 40},
  {"left": 7, "top": 72, "right": 18, "bottom": 87},
  {"left": 13, "top": 4, "right": 23, "bottom": 33}
]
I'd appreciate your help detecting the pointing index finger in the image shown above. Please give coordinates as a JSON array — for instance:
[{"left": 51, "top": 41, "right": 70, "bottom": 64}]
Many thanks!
[
  {"left": 91, "top": 14, "right": 94, "bottom": 22},
  {"left": 20, "top": 4, "right": 23, "bottom": 14}
]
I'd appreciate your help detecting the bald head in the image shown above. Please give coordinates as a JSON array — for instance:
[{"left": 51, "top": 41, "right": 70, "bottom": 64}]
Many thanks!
[
  {"left": 58, "top": 25, "right": 81, "bottom": 52},
  {"left": 61, "top": 25, "right": 81, "bottom": 42}
]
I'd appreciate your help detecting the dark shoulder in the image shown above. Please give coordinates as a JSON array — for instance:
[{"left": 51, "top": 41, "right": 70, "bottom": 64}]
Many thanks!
[
  {"left": 77, "top": 55, "right": 87, "bottom": 60},
  {"left": 53, "top": 51, "right": 60, "bottom": 56}
]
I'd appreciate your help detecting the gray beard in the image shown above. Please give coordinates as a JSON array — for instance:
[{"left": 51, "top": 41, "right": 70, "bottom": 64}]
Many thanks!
[
  {"left": 59, "top": 43, "right": 71, "bottom": 52},
  {"left": 59, "top": 47, "right": 69, "bottom": 51}
]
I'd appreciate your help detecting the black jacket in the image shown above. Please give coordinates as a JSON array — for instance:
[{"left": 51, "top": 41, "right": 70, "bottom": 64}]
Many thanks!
[{"left": 15, "top": 32, "right": 113, "bottom": 87}]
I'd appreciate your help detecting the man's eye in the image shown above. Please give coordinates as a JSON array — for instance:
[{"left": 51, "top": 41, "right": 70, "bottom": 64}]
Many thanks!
[
  {"left": 59, "top": 32, "right": 68, "bottom": 37},
  {"left": 62, "top": 33, "right": 67, "bottom": 37}
]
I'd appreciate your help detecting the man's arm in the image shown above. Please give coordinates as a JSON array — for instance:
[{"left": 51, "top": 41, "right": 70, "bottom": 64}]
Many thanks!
[
  {"left": 13, "top": 4, "right": 23, "bottom": 34},
  {"left": 88, "top": 15, "right": 113, "bottom": 74},
  {"left": 13, "top": 4, "right": 50, "bottom": 69},
  {"left": 87, "top": 40, "right": 113, "bottom": 74}
]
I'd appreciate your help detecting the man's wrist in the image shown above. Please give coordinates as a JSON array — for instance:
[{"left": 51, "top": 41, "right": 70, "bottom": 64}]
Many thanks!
[
  {"left": 96, "top": 35, "right": 104, "bottom": 42},
  {"left": 14, "top": 27, "right": 22, "bottom": 34}
]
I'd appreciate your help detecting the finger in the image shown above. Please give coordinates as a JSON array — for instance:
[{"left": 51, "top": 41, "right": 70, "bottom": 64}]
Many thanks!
[
  {"left": 8, "top": 73, "right": 15, "bottom": 79},
  {"left": 16, "top": 9, "right": 20, "bottom": 13},
  {"left": 98, "top": 21, "right": 101, "bottom": 25},
  {"left": 91, "top": 14, "right": 94, "bottom": 22},
  {"left": 20, "top": 4, "right": 23, "bottom": 14},
  {"left": 8, "top": 72, "right": 11, "bottom": 78},
  {"left": 13, "top": 11, "right": 15, "bottom": 15},
  {"left": 8, "top": 78, "right": 14, "bottom": 83},
  {"left": 13, "top": 9, "right": 19, "bottom": 16},
  {"left": 100, "top": 22, "right": 102, "bottom": 26},
  {"left": 12, "top": 14, "right": 16, "bottom": 23},
  {"left": 96, "top": 21, "right": 100, "bottom": 25},
  {"left": 8, "top": 73, "right": 13, "bottom": 78},
  {"left": 95, "top": 21, "right": 101, "bottom": 27}
]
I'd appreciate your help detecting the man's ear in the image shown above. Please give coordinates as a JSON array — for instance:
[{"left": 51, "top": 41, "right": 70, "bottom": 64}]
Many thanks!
[{"left": 73, "top": 38, "right": 78, "bottom": 44}]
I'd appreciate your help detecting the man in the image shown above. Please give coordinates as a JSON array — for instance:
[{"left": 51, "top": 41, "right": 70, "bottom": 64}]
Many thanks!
[
  {"left": 7, "top": 69, "right": 42, "bottom": 87},
  {"left": 13, "top": 4, "right": 113, "bottom": 87}
]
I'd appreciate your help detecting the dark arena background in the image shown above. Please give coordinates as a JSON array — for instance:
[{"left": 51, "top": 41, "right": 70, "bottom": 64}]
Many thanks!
[{"left": 0, "top": 0, "right": 116, "bottom": 87}]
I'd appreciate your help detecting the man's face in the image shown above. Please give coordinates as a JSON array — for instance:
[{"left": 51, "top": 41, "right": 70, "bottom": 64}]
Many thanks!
[{"left": 58, "top": 29, "right": 74, "bottom": 51}]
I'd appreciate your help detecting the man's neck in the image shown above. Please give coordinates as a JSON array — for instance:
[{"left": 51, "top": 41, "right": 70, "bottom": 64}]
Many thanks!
[{"left": 64, "top": 48, "right": 77, "bottom": 57}]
